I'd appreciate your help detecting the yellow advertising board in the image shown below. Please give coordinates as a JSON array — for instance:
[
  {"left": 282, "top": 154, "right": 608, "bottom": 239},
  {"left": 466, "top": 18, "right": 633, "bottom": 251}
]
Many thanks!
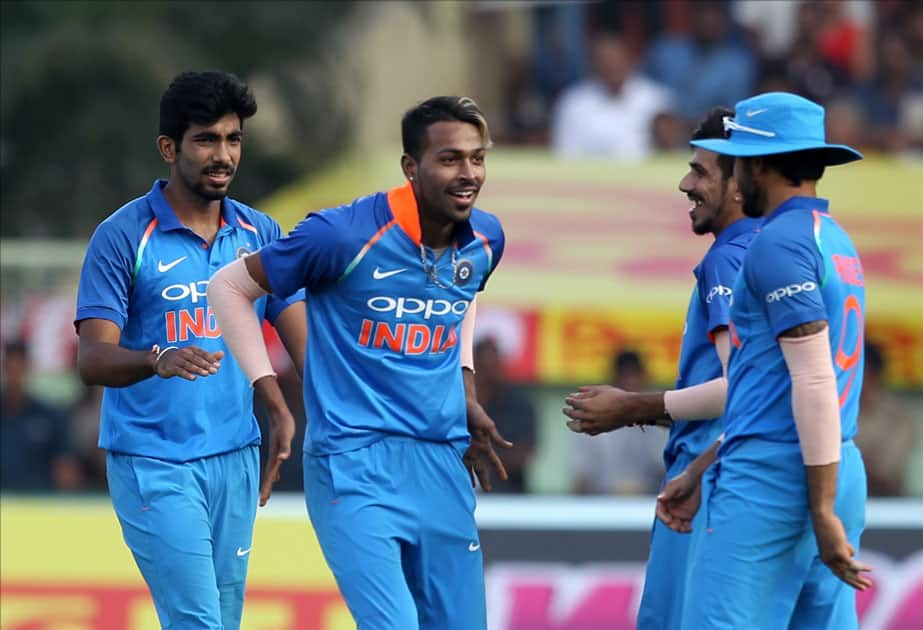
[
  {"left": 0, "top": 497, "right": 351, "bottom": 630},
  {"left": 266, "top": 151, "right": 923, "bottom": 386}
]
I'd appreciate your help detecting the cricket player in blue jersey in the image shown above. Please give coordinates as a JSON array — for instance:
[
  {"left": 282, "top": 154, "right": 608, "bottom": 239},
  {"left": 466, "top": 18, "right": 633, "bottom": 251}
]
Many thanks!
[
  {"left": 75, "top": 71, "right": 306, "bottom": 629},
  {"left": 651, "top": 92, "right": 872, "bottom": 629},
  {"left": 208, "top": 96, "right": 510, "bottom": 630},
  {"left": 563, "top": 106, "right": 761, "bottom": 629}
]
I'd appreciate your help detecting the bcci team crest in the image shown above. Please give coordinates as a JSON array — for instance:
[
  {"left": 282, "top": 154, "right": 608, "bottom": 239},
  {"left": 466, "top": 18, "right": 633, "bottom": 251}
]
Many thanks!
[
  {"left": 454, "top": 259, "right": 474, "bottom": 286},
  {"left": 236, "top": 246, "right": 252, "bottom": 259}
]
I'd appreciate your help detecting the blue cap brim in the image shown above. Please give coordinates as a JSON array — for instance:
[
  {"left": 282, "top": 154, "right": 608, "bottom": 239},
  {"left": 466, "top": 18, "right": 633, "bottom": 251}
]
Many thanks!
[{"left": 690, "top": 138, "right": 863, "bottom": 166}]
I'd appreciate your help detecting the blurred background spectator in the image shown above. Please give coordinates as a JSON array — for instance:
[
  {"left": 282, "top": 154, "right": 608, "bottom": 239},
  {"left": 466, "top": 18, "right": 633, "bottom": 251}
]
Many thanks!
[
  {"left": 1, "top": 340, "right": 82, "bottom": 492},
  {"left": 474, "top": 337, "right": 538, "bottom": 494},
  {"left": 643, "top": 0, "right": 756, "bottom": 128},
  {"left": 855, "top": 341, "right": 919, "bottom": 497},
  {"left": 550, "top": 30, "right": 675, "bottom": 159},
  {"left": 570, "top": 350, "right": 667, "bottom": 495},
  {"left": 69, "top": 384, "right": 107, "bottom": 490}
]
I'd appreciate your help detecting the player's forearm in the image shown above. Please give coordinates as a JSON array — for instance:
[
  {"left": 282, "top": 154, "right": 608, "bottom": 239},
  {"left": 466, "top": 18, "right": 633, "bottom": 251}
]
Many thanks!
[
  {"left": 77, "top": 340, "right": 158, "bottom": 387},
  {"left": 663, "top": 377, "right": 727, "bottom": 421},
  {"left": 207, "top": 257, "right": 274, "bottom": 384},
  {"left": 687, "top": 437, "right": 721, "bottom": 478},
  {"left": 622, "top": 391, "right": 671, "bottom": 423},
  {"left": 806, "top": 462, "right": 839, "bottom": 517},
  {"left": 253, "top": 374, "right": 289, "bottom": 414},
  {"left": 274, "top": 302, "right": 307, "bottom": 381},
  {"left": 462, "top": 367, "right": 478, "bottom": 406}
]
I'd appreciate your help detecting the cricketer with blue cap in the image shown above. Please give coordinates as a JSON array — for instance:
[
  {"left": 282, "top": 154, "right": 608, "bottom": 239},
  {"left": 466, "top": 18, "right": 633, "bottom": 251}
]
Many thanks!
[{"left": 654, "top": 92, "right": 871, "bottom": 628}]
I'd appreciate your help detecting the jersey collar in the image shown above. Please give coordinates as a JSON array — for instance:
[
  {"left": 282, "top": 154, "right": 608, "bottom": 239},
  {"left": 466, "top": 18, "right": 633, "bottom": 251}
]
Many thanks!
[
  {"left": 764, "top": 196, "right": 830, "bottom": 226},
  {"left": 146, "top": 179, "right": 238, "bottom": 232},
  {"left": 712, "top": 216, "right": 762, "bottom": 247},
  {"left": 386, "top": 182, "right": 476, "bottom": 247}
]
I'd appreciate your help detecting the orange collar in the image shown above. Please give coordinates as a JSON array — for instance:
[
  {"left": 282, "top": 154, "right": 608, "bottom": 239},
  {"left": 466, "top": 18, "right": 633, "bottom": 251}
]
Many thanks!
[
  {"left": 386, "top": 182, "right": 422, "bottom": 245},
  {"left": 385, "top": 181, "right": 477, "bottom": 247}
]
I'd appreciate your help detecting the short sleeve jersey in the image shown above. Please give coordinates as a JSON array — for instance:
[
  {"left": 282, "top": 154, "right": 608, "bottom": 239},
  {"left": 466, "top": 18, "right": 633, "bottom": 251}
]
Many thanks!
[
  {"left": 75, "top": 180, "right": 303, "bottom": 462},
  {"left": 665, "top": 217, "right": 761, "bottom": 463},
  {"left": 259, "top": 183, "right": 505, "bottom": 455},
  {"left": 721, "top": 197, "right": 865, "bottom": 454}
]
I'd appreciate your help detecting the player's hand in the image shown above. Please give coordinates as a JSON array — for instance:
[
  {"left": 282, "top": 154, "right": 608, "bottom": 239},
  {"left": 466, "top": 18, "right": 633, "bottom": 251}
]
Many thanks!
[
  {"left": 564, "top": 385, "right": 637, "bottom": 435},
  {"left": 811, "top": 510, "right": 873, "bottom": 590},
  {"left": 155, "top": 346, "right": 223, "bottom": 380},
  {"left": 253, "top": 376, "right": 296, "bottom": 507},
  {"left": 655, "top": 470, "right": 701, "bottom": 533},
  {"left": 464, "top": 400, "right": 513, "bottom": 492}
]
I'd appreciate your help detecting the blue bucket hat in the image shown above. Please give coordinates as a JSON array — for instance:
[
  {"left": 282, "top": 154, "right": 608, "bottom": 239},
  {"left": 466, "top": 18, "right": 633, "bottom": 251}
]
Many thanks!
[{"left": 690, "top": 92, "right": 862, "bottom": 166}]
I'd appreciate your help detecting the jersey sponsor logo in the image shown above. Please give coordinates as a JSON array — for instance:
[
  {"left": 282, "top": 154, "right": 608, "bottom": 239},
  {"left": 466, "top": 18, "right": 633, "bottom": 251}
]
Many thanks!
[
  {"left": 357, "top": 319, "right": 458, "bottom": 355},
  {"left": 164, "top": 307, "right": 220, "bottom": 343},
  {"left": 157, "top": 256, "right": 187, "bottom": 273},
  {"left": 372, "top": 267, "right": 408, "bottom": 280},
  {"left": 358, "top": 296, "right": 469, "bottom": 355},
  {"left": 162, "top": 281, "right": 209, "bottom": 304},
  {"left": 367, "top": 296, "right": 471, "bottom": 320},
  {"left": 765, "top": 281, "right": 817, "bottom": 303},
  {"left": 705, "top": 285, "right": 732, "bottom": 304},
  {"left": 160, "top": 280, "right": 222, "bottom": 342}
]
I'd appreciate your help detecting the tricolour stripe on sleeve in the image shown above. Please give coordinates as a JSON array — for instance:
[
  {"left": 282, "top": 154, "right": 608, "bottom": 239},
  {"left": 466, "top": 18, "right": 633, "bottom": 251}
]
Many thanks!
[
  {"left": 133, "top": 218, "right": 159, "bottom": 282},
  {"left": 338, "top": 219, "right": 397, "bottom": 282}
]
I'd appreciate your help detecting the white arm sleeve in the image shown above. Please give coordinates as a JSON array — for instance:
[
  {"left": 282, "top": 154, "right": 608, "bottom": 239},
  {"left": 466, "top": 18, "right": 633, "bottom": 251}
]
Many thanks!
[
  {"left": 779, "top": 329, "right": 842, "bottom": 466},
  {"left": 663, "top": 329, "right": 731, "bottom": 421},
  {"left": 460, "top": 296, "right": 477, "bottom": 371},
  {"left": 207, "top": 257, "right": 274, "bottom": 385}
]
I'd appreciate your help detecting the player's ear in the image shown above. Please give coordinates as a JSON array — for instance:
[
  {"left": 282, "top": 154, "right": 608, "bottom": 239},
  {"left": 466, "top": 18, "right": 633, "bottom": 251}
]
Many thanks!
[
  {"left": 727, "top": 176, "right": 742, "bottom": 204},
  {"left": 400, "top": 153, "right": 418, "bottom": 183},
  {"left": 157, "top": 135, "right": 177, "bottom": 165}
]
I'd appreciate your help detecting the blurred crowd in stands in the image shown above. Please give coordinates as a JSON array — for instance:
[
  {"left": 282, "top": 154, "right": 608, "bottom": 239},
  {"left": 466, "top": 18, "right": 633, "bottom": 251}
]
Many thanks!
[{"left": 505, "top": 0, "right": 923, "bottom": 157}]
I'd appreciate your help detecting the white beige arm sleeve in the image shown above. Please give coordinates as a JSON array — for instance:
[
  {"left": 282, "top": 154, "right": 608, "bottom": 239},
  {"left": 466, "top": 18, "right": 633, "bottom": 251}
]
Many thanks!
[
  {"left": 460, "top": 296, "right": 477, "bottom": 371},
  {"left": 207, "top": 257, "right": 274, "bottom": 385},
  {"left": 779, "top": 329, "right": 841, "bottom": 466},
  {"left": 663, "top": 329, "right": 730, "bottom": 421}
]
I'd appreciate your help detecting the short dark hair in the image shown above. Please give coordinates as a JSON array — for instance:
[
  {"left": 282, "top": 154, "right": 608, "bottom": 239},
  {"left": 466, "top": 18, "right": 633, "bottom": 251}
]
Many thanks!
[
  {"left": 159, "top": 71, "right": 257, "bottom": 142},
  {"left": 691, "top": 106, "right": 735, "bottom": 180},
  {"left": 613, "top": 349, "right": 644, "bottom": 378},
  {"left": 3, "top": 339, "right": 27, "bottom": 360},
  {"left": 401, "top": 96, "right": 491, "bottom": 162},
  {"left": 760, "top": 149, "right": 827, "bottom": 186},
  {"left": 864, "top": 341, "right": 884, "bottom": 375}
]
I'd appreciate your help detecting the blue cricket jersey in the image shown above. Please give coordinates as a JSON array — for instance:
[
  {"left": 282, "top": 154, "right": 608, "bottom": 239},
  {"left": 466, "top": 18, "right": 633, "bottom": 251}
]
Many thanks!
[
  {"left": 75, "top": 180, "right": 303, "bottom": 462},
  {"left": 259, "top": 182, "right": 505, "bottom": 456},
  {"left": 721, "top": 197, "right": 865, "bottom": 454},
  {"left": 664, "top": 218, "right": 761, "bottom": 464}
]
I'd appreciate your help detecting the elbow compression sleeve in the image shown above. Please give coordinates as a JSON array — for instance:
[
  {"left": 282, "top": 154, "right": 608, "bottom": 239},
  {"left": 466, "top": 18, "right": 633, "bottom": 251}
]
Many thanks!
[
  {"left": 779, "top": 329, "right": 841, "bottom": 466},
  {"left": 207, "top": 257, "right": 275, "bottom": 385}
]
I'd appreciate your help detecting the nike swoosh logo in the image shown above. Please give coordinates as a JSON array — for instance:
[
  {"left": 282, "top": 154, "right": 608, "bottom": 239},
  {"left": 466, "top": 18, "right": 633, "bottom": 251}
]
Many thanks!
[
  {"left": 158, "top": 256, "right": 187, "bottom": 273},
  {"left": 468, "top": 542, "right": 480, "bottom": 552},
  {"left": 236, "top": 547, "right": 251, "bottom": 557},
  {"left": 373, "top": 267, "right": 407, "bottom": 280},
  {"left": 745, "top": 108, "right": 768, "bottom": 117}
]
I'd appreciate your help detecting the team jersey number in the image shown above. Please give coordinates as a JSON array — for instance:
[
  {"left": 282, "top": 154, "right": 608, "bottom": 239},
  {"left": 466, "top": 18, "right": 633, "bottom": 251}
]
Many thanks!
[{"left": 834, "top": 294, "right": 863, "bottom": 408}]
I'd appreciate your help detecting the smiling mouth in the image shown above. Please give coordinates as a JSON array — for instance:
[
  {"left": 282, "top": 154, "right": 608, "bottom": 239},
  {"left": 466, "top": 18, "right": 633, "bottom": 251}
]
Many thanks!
[
  {"left": 204, "top": 170, "right": 233, "bottom": 185},
  {"left": 448, "top": 189, "right": 477, "bottom": 203},
  {"left": 688, "top": 196, "right": 704, "bottom": 216}
]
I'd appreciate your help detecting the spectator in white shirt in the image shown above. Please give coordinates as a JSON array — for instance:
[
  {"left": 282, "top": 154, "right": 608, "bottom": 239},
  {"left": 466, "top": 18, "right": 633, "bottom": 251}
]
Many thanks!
[{"left": 551, "top": 30, "right": 675, "bottom": 160}]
